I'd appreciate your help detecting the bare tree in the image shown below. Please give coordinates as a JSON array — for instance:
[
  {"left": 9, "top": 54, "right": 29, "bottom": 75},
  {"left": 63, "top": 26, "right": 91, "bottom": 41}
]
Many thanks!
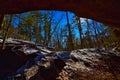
[
  {"left": 1, "top": 14, "right": 13, "bottom": 50},
  {"left": 85, "top": 19, "right": 92, "bottom": 48},
  {"left": 0, "top": 15, "right": 5, "bottom": 30},
  {"left": 76, "top": 17, "right": 83, "bottom": 48},
  {"left": 66, "top": 12, "right": 74, "bottom": 50}
]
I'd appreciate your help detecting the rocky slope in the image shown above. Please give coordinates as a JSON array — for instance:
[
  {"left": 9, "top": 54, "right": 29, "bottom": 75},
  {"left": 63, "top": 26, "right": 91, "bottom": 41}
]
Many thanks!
[{"left": 0, "top": 38, "right": 120, "bottom": 80}]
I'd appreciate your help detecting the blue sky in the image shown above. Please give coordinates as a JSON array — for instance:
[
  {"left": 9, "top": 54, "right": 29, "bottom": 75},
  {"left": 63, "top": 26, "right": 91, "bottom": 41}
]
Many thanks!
[
  {"left": 12, "top": 10, "right": 103, "bottom": 39},
  {"left": 12, "top": 10, "right": 86, "bottom": 27}
]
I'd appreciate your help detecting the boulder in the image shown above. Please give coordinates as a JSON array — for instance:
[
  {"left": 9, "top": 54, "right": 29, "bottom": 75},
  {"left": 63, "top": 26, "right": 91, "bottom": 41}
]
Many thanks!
[{"left": 0, "top": 50, "right": 28, "bottom": 77}]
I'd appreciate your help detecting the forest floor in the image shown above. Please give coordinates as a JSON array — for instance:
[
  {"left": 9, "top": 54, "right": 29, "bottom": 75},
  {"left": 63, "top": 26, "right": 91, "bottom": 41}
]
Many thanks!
[{"left": 0, "top": 38, "right": 120, "bottom": 80}]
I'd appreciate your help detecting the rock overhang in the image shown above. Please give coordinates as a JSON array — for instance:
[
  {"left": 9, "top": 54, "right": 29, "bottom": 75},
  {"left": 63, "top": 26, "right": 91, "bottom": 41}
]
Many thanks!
[{"left": 0, "top": 0, "right": 120, "bottom": 26}]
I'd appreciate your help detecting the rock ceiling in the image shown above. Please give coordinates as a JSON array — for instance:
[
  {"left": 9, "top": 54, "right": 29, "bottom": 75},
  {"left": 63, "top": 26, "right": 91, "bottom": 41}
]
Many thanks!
[{"left": 0, "top": 0, "right": 120, "bottom": 26}]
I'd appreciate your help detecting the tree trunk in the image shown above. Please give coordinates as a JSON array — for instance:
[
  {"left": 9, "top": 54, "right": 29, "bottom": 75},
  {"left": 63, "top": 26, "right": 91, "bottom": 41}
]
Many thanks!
[
  {"left": 66, "top": 12, "right": 74, "bottom": 50},
  {"left": 0, "top": 14, "right": 5, "bottom": 30},
  {"left": 86, "top": 19, "right": 92, "bottom": 48},
  {"left": 34, "top": 20, "right": 39, "bottom": 44},
  {"left": 77, "top": 17, "right": 83, "bottom": 48},
  {"left": 1, "top": 15, "right": 13, "bottom": 50}
]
